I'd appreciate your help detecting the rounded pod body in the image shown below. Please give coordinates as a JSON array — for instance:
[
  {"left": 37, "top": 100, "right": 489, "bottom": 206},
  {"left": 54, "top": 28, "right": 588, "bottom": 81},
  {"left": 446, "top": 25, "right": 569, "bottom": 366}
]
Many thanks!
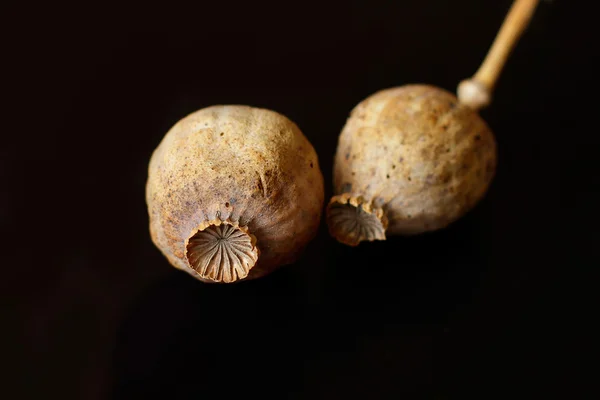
[
  {"left": 147, "top": 105, "right": 324, "bottom": 282},
  {"left": 327, "top": 85, "right": 497, "bottom": 246}
]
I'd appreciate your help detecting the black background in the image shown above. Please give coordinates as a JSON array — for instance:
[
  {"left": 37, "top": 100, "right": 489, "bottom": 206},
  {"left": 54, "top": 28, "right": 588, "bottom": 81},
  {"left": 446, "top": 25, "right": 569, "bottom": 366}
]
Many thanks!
[{"left": 4, "top": 0, "right": 597, "bottom": 399}]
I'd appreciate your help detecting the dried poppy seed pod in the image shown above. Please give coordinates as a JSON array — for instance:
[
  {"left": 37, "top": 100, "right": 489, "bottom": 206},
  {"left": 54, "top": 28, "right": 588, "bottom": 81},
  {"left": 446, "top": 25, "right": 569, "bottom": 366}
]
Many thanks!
[
  {"left": 327, "top": 85, "right": 497, "bottom": 246},
  {"left": 327, "top": 0, "right": 539, "bottom": 246},
  {"left": 146, "top": 105, "right": 324, "bottom": 283}
]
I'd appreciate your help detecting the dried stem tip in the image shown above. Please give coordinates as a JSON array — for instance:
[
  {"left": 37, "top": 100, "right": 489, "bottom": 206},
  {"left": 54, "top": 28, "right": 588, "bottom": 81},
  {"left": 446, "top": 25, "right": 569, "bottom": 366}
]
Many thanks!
[
  {"left": 327, "top": 194, "right": 388, "bottom": 247},
  {"left": 186, "top": 223, "right": 259, "bottom": 283},
  {"left": 458, "top": 0, "right": 540, "bottom": 110}
]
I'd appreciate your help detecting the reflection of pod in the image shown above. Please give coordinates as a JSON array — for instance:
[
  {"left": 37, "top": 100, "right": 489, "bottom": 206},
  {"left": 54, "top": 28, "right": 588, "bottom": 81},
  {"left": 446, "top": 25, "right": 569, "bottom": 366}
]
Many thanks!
[
  {"left": 327, "top": 85, "right": 497, "bottom": 246},
  {"left": 146, "top": 105, "right": 324, "bottom": 283}
]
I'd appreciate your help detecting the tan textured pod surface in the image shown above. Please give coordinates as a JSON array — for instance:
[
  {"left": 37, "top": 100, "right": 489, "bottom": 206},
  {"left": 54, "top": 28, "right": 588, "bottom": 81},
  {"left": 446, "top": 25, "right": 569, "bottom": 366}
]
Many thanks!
[
  {"left": 147, "top": 105, "right": 324, "bottom": 282},
  {"left": 328, "top": 85, "right": 496, "bottom": 244}
]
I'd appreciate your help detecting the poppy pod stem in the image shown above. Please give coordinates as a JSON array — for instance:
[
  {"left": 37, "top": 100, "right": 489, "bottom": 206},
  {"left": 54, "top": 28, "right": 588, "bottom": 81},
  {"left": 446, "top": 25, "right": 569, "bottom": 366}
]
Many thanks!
[{"left": 458, "top": 0, "right": 540, "bottom": 110}]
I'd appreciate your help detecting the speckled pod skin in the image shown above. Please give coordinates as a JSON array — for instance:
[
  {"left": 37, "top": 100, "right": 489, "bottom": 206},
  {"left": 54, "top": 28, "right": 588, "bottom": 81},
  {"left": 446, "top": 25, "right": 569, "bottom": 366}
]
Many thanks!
[
  {"left": 327, "top": 85, "right": 497, "bottom": 246},
  {"left": 147, "top": 105, "right": 324, "bottom": 283}
]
